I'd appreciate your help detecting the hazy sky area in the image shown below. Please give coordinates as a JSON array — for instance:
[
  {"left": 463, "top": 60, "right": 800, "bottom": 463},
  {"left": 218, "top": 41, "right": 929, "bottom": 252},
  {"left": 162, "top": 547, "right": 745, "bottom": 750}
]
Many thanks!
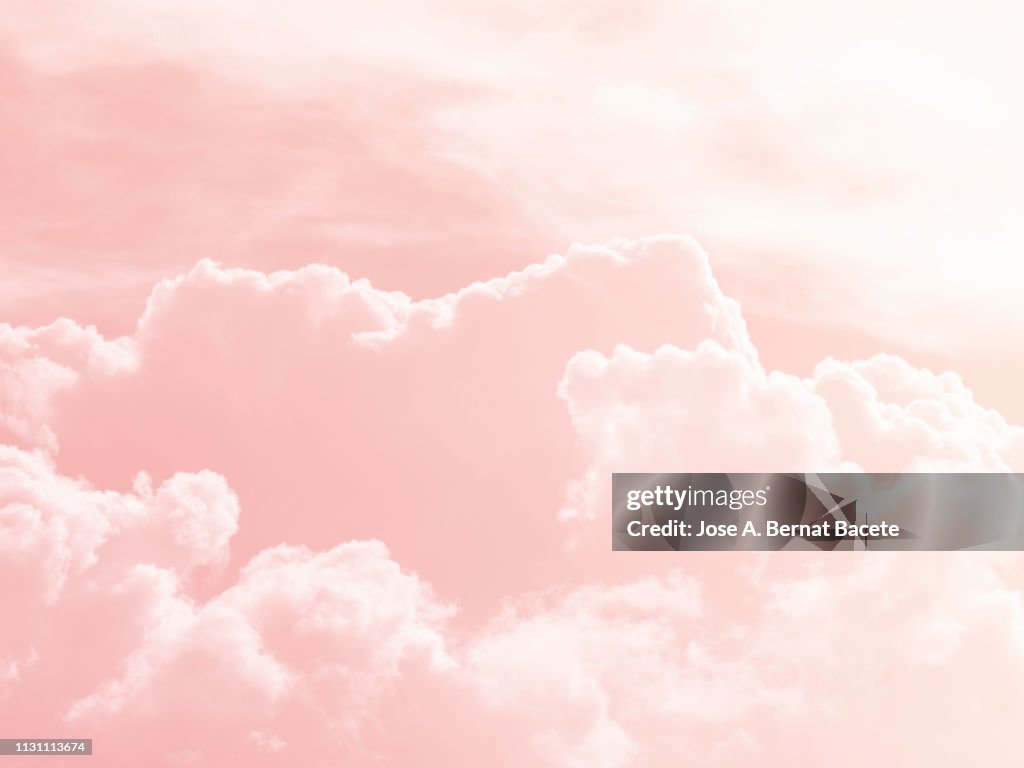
[{"left": 3, "top": 1, "right": 1023, "bottom": 420}]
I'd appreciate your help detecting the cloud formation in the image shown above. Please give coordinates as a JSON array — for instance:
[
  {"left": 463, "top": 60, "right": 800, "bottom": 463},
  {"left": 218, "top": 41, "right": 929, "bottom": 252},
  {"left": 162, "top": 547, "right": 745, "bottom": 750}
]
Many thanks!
[
  {"left": 0, "top": 443, "right": 238, "bottom": 743},
  {"left": 0, "top": 441, "right": 450, "bottom": 766},
  {"left": 0, "top": 319, "right": 135, "bottom": 450},
  {"left": 4, "top": 2, "right": 1024, "bottom": 763},
  {"left": 8, "top": 436, "right": 1024, "bottom": 767},
  {"left": 3, "top": 235, "right": 1024, "bottom": 765},
  {"left": 37, "top": 236, "right": 751, "bottom": 609},
  {"left": 559, "top": 340, "right": 1024, "bottom": 522}
]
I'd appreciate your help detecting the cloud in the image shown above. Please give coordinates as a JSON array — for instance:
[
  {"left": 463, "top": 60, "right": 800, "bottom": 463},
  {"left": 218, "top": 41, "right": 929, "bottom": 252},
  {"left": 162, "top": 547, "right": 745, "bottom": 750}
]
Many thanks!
[
  {"left": 0, "top": 440, "right": 449, "bottom": 766},
  {"left": 0, "top": 319, "right": 135, "bottom": 450},
  {"left": 558, "top": 340, "right": 1024, "bottom": 522},
  {"left": 811, "top": 354, "right": 1024, "bottom": 471},
  {"left": 0, "top": 442, "right": 239, "bottom": 742},
  {"left": 465, "top": 573, "right": 709, "bottom": 768},
  {"left": 67, "top": 540, "right": 452, "bottom": 765},
  {"left": 0, "top": 445, "right": 233, "bottom": 614},
  {"left": 6, "top": 454, "right": 1024, "bottom": 768},
  {"left": 4, "top": 233, "right": 1024, "bottom": 765},
  {"left": 558, "top": 341, "right": 842, "bottom": 521},
  {"left": 45, "top": 236, "right": 751, "bottom": 610},
  {"left": 452, "top": 553, "right": 1024, "bottom": 767}
]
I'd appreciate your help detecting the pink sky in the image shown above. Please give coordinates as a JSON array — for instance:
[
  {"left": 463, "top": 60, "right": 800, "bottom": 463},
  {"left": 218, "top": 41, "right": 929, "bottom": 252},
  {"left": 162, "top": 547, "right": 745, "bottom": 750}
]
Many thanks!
[{"left": 3, "top": 2, "right": 1024, "bottom": 766}]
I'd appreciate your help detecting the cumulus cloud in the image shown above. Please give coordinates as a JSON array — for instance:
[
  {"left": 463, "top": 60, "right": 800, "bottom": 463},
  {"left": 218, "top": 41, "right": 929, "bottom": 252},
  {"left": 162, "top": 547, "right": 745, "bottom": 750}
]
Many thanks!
[
  {"left": 8, "top": 480, "right": 1024, "bottom": 768},
  {"left": 0, "top": 441, "right": 449, "bottom": 766},
  {"left": 4, "top": 234, "right": 1024, "bottom": 766},
  {"left": 811, "top": 354, "right": 1024, "bottom": 471},
  {"left": 42, "top": 235, "right": 751, "bottom": 609},
  {"left": 0, "top": 320, "right": 135, "bottom": 450},
  {"left": 457, "top": 553, "right": 1024, "bottom": 767},
  {"left": 559, "top": 340, "right": 1024, "bottom": 521},
  {"left": 0, "top": 444, "right": 243, "bottom": 763},
  {"left": 8, "top": 454, "right": 1016, "bottom": 768},
  {"left": 0, "top": 447, "right": 235, "bottom": 616},
  {"left": 67, "top": 540, "right": 452, "bottom": 765},
  {"left": 465, "top": 573, "right": 710, "bottom": 768},
  {"left": 558, "top": 342, "right": 843, "bottom": 521}
]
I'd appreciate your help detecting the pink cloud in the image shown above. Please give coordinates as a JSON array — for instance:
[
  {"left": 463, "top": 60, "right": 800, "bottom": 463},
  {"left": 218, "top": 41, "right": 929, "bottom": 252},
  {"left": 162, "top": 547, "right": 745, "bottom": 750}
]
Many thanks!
[
  {"left": 67, "top": 540, "right": 451, "bottom": 766},
  {"left": 0, "top": 319, "right": 134, "bottom": 450},
  {"left": 40, "top": 236, "right": 750, "bottom": 611},
  {"left": 811, "top": 354, "right": 1024, "bottom": 470},
  {"left": 3, "top": 234, "right": 1024, "bottom": 765},
  {"left": 0, "top": 440, "right": 449, "bottom": 766},
  {"left": 0, "top": 443, "right": 239, "bottom": 752},
  {"left": 8, "top": 432, "right": 1023, "bottom": 766},
  {"left": 559, "top": 339, "right": 1024, "bottom": 525}
]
